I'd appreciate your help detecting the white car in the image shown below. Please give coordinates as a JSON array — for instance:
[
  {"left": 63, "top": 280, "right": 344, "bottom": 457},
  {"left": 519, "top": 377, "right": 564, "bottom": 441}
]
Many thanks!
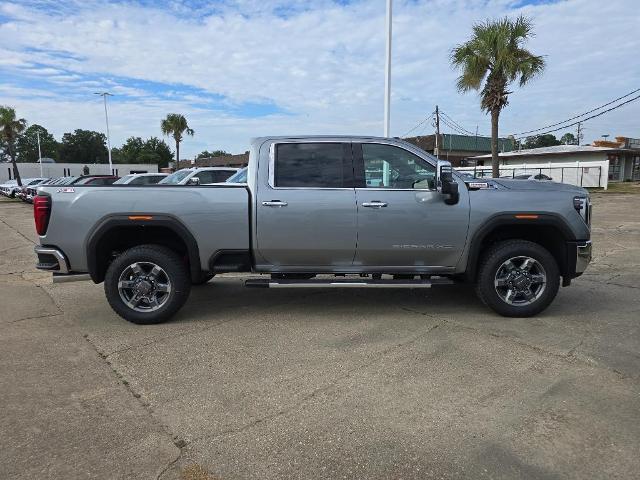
[
  {"left": 501, "top": 173, "right": 553, "bottom": 181},
  {"left": 113, "top": 173, "right": 168, "bottom": 185},
  {"left": 1, "top": 178, "right": 48, "bottom": 197},
  {"left": 158, "top": 167, "right": 241, "bottom": 186}
]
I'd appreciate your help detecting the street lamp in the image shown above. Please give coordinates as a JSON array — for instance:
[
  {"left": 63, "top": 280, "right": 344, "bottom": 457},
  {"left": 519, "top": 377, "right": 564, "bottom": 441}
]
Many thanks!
[
  {"left": 601, "top": 134, "right": 610, "bottom": 141},
  {"left": 94, "top": 92, "right": 113, "bottom": 173},
  {"left": 36, "top": 130, "right": 43, "bottom": 177},
  {"left": 383, "top": 0, "right": 392, "bottom": 137}
]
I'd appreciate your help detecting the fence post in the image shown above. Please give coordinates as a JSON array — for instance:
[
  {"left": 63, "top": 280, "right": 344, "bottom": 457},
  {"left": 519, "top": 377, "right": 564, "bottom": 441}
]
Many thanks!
[
  {"left": 580, "top": 167, "right": 585, "bottom": 187},
  {"left": 598, "top": 166, "right": 602, "bottom": 188},
  {"left": 561, "top": 167, "right": 564, "bottom": 183}
]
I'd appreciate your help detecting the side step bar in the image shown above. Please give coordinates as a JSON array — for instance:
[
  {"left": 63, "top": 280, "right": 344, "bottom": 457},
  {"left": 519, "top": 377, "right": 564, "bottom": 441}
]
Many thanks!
[{"left": 245, "top": 277, "right": 454, "bottom": 289}]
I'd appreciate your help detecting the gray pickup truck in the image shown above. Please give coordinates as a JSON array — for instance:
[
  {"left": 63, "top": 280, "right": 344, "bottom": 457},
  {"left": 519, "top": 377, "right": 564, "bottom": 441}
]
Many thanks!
[{"left": 34, "top": 136, "right": 592, "bottom": 324}]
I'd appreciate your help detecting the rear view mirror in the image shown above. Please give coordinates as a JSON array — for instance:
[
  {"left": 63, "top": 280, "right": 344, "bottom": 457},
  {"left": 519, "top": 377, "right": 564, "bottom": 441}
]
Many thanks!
[{"left": 436, "top": 160, "right": 459, "bottom": 205}]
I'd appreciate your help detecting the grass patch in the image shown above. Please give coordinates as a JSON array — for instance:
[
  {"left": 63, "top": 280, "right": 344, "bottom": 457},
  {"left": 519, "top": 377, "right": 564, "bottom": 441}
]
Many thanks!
[
  {"left": 180, "top": 464, "right": 220, "bottom": 480},
  {"left": 588, "top": 182, "right": 640, "bottom": 194}
]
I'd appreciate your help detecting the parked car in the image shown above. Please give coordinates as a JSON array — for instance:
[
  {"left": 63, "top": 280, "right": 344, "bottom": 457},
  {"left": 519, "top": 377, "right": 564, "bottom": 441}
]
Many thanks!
[
  {"left": 1, "top": 178, "right": 47, "bottom": 198},
  {"left": 72, "top": 175, "right": 119, "bottom": 186},
  {"left": 34, "top": 136, "right": 592, "bottom": 324},
  {"left": 502, "top": 173, "right": 553, "bottom": 181},
  {"left": 0, "top": 180, "right": 17, "bottom": 197},
  {"left": 18, "top": 178, "right": 50, "bottom": 202},
  {"left": 158, "top": 167, "right": 240, "bottom": 186},
  {"left": 113, "top": 173, "right": 168, "bottom": 185},
  {"left": 224, "top": 167, "right": 248, "bottom": 183}
]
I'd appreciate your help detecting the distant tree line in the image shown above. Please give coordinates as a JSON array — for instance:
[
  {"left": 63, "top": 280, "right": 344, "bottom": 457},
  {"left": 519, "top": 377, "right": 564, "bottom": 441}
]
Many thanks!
[
  {"left": 521, "top": 132, "right": 577, "bottom": 149},
  {"left": 10, "top": 124, "right": 175, "bottom": 168}
]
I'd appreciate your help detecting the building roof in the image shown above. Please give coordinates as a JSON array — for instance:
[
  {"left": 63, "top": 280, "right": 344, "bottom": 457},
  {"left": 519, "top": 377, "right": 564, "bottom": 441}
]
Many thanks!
[
  {"left": 470, "top": 144, "right": 618, "bottom": 159},
  {"left": 404, "top": 134, "right": 514, "bottom": 153}
]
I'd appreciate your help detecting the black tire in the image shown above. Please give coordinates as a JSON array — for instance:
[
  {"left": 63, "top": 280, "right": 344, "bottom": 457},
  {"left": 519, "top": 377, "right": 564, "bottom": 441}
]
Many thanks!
[
  {"left": 192, "top": 272, "right": 215, "bottom": 285},
  {"left": 104, "top": 245, "right": 191, "bottom": 324},
  {"left": 476, "top": 240, "right": 560, "bottom": 317}
]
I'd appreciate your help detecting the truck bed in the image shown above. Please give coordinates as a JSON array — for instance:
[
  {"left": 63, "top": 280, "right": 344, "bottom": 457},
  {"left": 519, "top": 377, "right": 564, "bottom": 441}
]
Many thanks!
[{"left": 37, "top": 184, "right": 250, "bottom": 272}]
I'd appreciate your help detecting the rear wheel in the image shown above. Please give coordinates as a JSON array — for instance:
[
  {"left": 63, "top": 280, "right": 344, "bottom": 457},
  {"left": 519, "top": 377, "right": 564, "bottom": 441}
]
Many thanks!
[
  {"left": 104, "top": 245, "right": 191, "bottom": 324},
  {"left": 476, "top": 240, "right": 559, "bottom": 317}
]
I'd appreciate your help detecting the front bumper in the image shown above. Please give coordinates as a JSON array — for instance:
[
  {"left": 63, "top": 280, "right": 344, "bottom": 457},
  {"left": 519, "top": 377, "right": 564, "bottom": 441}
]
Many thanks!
[{"left": 576, "top": 240, "right": 592, "bottom": 274}]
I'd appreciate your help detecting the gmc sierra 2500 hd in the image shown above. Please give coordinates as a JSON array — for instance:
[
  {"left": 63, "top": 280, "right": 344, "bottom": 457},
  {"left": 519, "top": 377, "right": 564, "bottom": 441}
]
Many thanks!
[{"left": 34, "top": 136, "right": 592, "bottom": 324}]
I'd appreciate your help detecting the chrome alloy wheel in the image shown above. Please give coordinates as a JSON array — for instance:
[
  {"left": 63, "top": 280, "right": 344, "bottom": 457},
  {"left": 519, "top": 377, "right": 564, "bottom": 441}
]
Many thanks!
[
  {"left": 118, "top": 262, "right": 172, "bottom": 312},
  {"left": 494, "top": 256, "right": 547, "bottom": 306}
]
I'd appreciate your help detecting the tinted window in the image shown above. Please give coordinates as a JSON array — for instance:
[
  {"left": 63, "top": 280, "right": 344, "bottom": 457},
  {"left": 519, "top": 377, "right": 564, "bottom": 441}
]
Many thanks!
[
  {"left": 197, "top": 170, "right": 236, "bottom": 183},
  {"left": 275, "top": 143, "right": 346, "bottom": 188},
  {"left": 361, "top": 144, "right": 435, "bottom": 189}
]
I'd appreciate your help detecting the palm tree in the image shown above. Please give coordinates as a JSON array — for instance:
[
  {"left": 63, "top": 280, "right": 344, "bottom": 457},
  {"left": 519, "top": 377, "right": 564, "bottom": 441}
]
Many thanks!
[
  {"left": 0, "top": 106, "right": 27, "bottom": 186},
  {"left": 451, "top": 15, "right": 545, "bottom": 177},
  {"left": 160, "top": 114, "right": 194, "bottom": 166}
]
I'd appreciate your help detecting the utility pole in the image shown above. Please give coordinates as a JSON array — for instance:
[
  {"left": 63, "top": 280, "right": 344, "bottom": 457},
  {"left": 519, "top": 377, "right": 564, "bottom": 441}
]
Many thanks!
[
  {"left": 434, "top": 105, "right": 440, "bottom": 158},
  {"left": 37, "top": 130, "right": 43, "bottom": 177},
  {"left": 383, "top": 0, "right": 392, "bottom": 137},
  {"left": 94, "top": 92, "right": 113, "bottom": 173},
  {"left": 576, "top": 122, "right": 582, "bottom": 145}
]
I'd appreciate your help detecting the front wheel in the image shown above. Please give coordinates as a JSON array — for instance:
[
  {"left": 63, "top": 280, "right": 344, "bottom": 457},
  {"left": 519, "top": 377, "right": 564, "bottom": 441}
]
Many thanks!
[
  {"left": 476, "top": 240, "right": 559, "bottom": 317},
  {"left": 104, "top": 245, "right": 191, "bottom": 324}
]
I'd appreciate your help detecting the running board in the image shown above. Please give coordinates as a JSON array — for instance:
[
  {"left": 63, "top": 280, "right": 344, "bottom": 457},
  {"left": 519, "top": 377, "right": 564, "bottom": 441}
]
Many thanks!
[{"left": 245, "top": 277, "right": 454, "bottom": 289}]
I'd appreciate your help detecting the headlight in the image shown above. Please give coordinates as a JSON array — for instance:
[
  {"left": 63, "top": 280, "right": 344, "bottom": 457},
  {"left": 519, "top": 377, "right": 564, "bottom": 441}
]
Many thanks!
[{"left": 573, "top": 196, "right": 591, "bottom": 226}]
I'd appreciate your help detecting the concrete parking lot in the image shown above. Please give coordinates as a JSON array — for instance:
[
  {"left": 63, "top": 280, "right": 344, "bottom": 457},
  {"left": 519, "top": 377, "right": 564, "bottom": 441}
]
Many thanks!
[{"left": 1, "top": 192, "right": 639, "bottom": 480}]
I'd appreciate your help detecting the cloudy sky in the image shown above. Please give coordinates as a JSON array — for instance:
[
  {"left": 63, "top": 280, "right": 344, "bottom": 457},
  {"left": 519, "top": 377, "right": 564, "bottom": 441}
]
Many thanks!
[{"left": 1, "top": 0, "right": 638, "bottom": 158}]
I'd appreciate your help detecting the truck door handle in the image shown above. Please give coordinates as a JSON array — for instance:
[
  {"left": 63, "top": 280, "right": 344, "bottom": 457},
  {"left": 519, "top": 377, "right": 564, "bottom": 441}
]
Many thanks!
[
  {"left": 362, "top": 201, "right": 388, "bottom": 208},
  {"left": 262, "top": 200, "right": 288, "bottom": 207}
]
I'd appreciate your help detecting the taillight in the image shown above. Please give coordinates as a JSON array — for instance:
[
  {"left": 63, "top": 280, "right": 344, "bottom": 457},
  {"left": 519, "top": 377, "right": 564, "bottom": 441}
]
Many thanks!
[{"left": 34, "top": 195, "right": 52, "bottom": 236}]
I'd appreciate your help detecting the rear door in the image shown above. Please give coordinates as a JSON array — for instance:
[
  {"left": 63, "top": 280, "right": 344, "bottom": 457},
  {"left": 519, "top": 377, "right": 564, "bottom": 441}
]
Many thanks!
[
  {"left": 255, "top": 142, "right": 357, "bottom": 268},
  {"left": 353, "top": 142, "right": 469, "bottom": 269}
]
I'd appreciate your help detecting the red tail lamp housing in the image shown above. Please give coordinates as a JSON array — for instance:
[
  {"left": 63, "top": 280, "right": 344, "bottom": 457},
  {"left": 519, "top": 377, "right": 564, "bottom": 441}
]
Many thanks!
[{"left": 34, "top": 195, "right": 52, "bottom": 236}]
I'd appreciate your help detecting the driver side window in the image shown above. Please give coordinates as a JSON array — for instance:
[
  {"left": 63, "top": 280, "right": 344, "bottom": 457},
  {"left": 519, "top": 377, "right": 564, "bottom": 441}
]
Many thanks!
[{"left": 362, "top": 143, "right": 435, "bottom": 189}]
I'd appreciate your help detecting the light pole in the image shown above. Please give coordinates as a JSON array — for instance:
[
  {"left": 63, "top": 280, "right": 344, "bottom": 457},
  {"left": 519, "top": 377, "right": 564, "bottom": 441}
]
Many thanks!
[
  {"left": 36, "top": 130, "right": 43, "bottom": 177},
  {"left": 383, "top": 0, "right": 392, "bottom": 137},
  {"left": 94, "top": 92, "right": 113, "bottom": 173}
]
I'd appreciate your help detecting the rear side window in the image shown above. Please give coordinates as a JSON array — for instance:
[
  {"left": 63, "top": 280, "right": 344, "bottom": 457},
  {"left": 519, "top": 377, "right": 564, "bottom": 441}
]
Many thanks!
[{"left": 275, "top": 143, "right": 348, "bottom": 188}]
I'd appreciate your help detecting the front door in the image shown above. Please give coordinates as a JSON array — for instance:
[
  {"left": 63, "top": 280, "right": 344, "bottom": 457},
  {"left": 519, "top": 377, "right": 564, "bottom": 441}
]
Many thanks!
[
  {"left": 353, "top": 142, "right": 469, "bottom": 270},
  {"left": 256, "top": 142, "right": 357, "bottom": 268}
]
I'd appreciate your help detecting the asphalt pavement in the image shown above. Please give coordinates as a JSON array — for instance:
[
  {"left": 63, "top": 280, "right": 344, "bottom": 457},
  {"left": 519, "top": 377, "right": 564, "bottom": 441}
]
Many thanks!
[{"left": 1, "top": 193, "right": 638, "bottom": 480}]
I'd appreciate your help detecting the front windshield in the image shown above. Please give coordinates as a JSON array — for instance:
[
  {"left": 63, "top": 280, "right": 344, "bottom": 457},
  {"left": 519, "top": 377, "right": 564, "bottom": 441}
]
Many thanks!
[
  {"left": 225, "top": 168, "right": 247, "bottom": 183},
  {"left": 159, "top": 170, "right": 192, "bottom": 184},
  {"left": 114, "top": 175, "right": 135, "bottom": 184}
]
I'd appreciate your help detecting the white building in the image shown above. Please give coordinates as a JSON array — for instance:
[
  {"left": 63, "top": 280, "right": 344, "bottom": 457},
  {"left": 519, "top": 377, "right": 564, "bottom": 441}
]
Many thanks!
[{"left": 468, "top": 142, "right": 640, "bottom": 187}]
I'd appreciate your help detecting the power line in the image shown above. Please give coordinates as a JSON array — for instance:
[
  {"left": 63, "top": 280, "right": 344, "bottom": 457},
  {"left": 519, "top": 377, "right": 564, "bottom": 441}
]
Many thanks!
[
  {"left": 514, "top": 93, "right": 640, "bottom": 139},
  {"left": 402, "top": 113, "right": 434, "bottom": 137},
  {"left": 513, "top": 87, "right": 640, "bottom": 136},
  {"left": 439, "top": 111, "right": 476, "bottom": 135}
]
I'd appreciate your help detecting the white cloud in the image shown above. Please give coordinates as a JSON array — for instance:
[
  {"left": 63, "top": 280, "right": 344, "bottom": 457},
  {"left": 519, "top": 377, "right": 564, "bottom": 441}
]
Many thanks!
[{"left": 0, "top": 0, "right": 638, "bottom": 158}]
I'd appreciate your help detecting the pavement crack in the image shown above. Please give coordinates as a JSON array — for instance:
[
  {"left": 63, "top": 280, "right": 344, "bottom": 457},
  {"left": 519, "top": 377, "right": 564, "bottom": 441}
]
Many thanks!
[
  {"left": 157, "top": 445, "right": 184, "bottom": 480},
  {"left": 197, "top": 322, "right": 442, "bottom": 444},
  {"left": 8, "top": 312, "right": 63, "bottom": 324}
]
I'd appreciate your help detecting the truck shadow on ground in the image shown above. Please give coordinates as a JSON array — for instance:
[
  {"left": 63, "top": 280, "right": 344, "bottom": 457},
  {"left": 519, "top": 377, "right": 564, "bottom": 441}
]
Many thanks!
[{"left": 174, "top": 278, "right": 604, "bottom": 326}]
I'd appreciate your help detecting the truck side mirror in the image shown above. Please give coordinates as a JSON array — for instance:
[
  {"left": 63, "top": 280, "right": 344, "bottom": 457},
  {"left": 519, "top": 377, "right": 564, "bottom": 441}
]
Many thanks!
[
  {"left": 436, "top": 160, "right": 459, "bottom": 205},
  {"left": 187, "top": 177, "right": 200, "bottom": 186}
]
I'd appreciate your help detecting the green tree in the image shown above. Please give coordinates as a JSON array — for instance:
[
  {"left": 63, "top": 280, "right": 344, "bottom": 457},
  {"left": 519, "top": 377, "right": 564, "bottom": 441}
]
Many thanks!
[
  {"left": 451, "top": 15, "right": 546, "bottom": 177},
  {"left": 160, "top": 113, "right": 194, "bottom": 164},
  {"left": 197, "top": 149, "right": 229, "bottom": 159},
  {"left": 59, "top": 129, "right": 108, "bottom": 164},
  {"left": 140, "top": 137, "right": 173, "bottom": 168},
  {"left": 560, "top": 132, "right": 577, "bottom": 145},
  {"left": 523, "top": 134, "right": 561, "bottom": 149},
  {"left": 16, "top": 124, "right": 59, "bottom": 163},
  {"left": 0, "top": 106, "right": 27, "bottom": 186},
  {"left": 114, "top": 136, "right": 173, "bottom": 167},
  {"left": 117, "top": 136, "right": 145, "bottom": 164}
]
